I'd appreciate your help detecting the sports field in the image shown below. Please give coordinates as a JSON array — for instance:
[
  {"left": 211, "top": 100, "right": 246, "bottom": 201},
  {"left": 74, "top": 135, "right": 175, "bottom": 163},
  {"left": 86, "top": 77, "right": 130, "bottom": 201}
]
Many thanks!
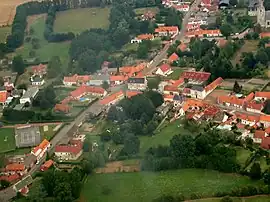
[
  {"left": 0, "top": 26, "right": 11, "bottom": 42},
  {"left": 54, "top": 7, "right": 111, "bottom": 34},
  {"left": 81, "top": 169, "right": 261, "bottom": 202},
  {"left": 0, "top": 128, "right": 16, "bottom": 153}
]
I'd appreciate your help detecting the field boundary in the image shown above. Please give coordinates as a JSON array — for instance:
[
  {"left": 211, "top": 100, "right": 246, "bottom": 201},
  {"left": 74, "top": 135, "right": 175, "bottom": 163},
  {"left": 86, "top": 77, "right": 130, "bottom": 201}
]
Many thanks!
[{"left": 186, "top": 194, "right": 270, "bottom": 201}]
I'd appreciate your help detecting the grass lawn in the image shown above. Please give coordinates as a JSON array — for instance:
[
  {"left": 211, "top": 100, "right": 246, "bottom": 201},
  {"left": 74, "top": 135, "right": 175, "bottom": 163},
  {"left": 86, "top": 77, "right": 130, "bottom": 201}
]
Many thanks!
[
  {"left": 54, "top": 7, "right": 111, "bottom": 33},
  {"left": 166, "top": 67, "right": 183, "bottom": 80},
  {"left": 139, "top": 119, "right": 189, "bottom": 155},
  {"left": 0, "top": 26, "right": 11, "bottom": 43},
  {"left": 81, "top": 169, "right": 261, "bottom": 202},
  {"left": 235, "top": 146, "right": 251, "bottom": 168},
  {"left": 134, "top": 7, "right": 159, "bottom": 15},
  {"left": 15, "top": 15, "right": 70, "bottom": 63},
  {"left": 0, "top": 128, "right": 16, "bottom": 153},
  {"left": 55, "top": 87, "right": 75, "bottom": 102},
  {"left": 5, "top": 147, "right": 31, "bottom": 155},
  {"left": 40, "top": 125, "right": 57, "bottom": 141},
  {"left": 192, "top": 196, "right": 270, "bottom": 202}
]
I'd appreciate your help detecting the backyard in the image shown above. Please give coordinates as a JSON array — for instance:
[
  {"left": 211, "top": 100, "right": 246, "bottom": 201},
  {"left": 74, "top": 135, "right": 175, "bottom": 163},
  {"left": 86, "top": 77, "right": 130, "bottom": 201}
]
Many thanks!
[
  {"left": 54, "top": 7, "right": 111, "bottom": 33},
  {"left": 0, "top": 26, "right": 11, "bottom": 43},
  {"left": 0, "top": 128, "right": 16, "bottom": 153},
  {"left": 81, "top": 169, "right": 262, "bottom": 202},
  {"left": 166, "top": 67, "right": 183, "bottom": 80}
]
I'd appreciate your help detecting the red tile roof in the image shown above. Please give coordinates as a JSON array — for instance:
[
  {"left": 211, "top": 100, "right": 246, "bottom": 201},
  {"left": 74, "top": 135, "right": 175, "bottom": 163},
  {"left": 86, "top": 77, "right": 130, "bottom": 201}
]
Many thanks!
[
  {"left": 244, "top": 92, "right": 254, "bottom": 102},
  {"left": 177, "top": 43, "right": 188, "bottom": 51},
  {"left": 180, "top": 71, "right": 211, "bottom": 82},
  {"left": 260, "top": 115, "right": 270, "bottom": 122},
  {"left": 163, "top": 94, "right": 174, "bottom": 101},
  {"left": 168, "top": 53, "right": 179, "bottom": 63},
  {"left": 255, "top": 91, "right": 270, "bottom": 99},
  {"left": 171, "top": 78, "right": 184, "bottom": 87},
  {"left": 246, "top": 102, "right": 264, "bottom": 111},
  {"left": 64, "top": 74, "right": 91, "bottom": 83},
  {"left": 100, "top": 91, "right": 124, "bottom": 105},
  {"left": 205, "top": 77, "right": 223, "bottom": 92},
  {"left": 186, "top": 29, "right": 221, "bottom": 37},
  {"left": 32, "top": 139, "right": 50, "bottom": 155},
  {"left": 254, "top": 130, "right": 266, "bottom": 139},
  {"left": 182, "top": 99, "right": 205, "bottom": 112},
  {"left": 55, "top": 140, "right": 82, "bottom": 154},
  {"left": 155, "top": 26, "right": 179, "bottom": 33},
  {"left": 0, "top": 91, "right": 8, "bottom": 103},
  {"left": 70, "top": 86, "right": 105, "bottom": 98},
  {"left": 54, "top": 104, "right": 71, "bottom": 113},
  {"left": 235, "top": 112, "right": 260, "bottom": 123},
  {"left": 164, "top": 85, "right": 179, "bottom": 92},
  {"left": 261, "top": 137, "right": 270, "bottom": 149},
  {"left": 0, "top": 174, "right": 20, "bottom": 182},
  {"left": 260, "top": 32, "right": 270, "bottom": 38},
  {"left": 42, "top": 159, "right": 54, "bottom": 168},
  {"left": 266, "top": 127, "right": 270, "bottom": 134},
  {"left": 6, "top": 163, "right": 25, "bottom": 171},
  {"left": 126, "top": 91, "right": 142, "bottom": 98},
  {"left": 159, "top": 64, "right": 171, "bottom": 73},
  {"left": 110, "top": 75, "right": 128, "bottom": 82},
  {"left": 201, "top": 0, "right": 211, "bottom": 6},
  {"left": 204, "top": 105, "right": 220, "bottom": 116},
  {"left": 136, "top": 34, "right": 154, "bottom": 40},
  {"left": 31, "top": 64, "right": 47, "bottom": 74}
]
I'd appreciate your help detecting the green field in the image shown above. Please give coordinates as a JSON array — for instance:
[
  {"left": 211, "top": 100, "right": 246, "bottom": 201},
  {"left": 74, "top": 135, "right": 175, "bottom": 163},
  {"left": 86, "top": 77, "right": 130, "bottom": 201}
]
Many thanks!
[
  {"left": 139, "top": 119, "right": 189, "bottom": 155},
  {"left": 54, "top": 7, "right": 111, "bottom": 33},
  {"left": 16, "top": 15, "right": 70, "bottom": 62},
  {"left": 134, "top": 7, "right": 159, "bottom": 15},
  {"left": 81, "top": 169, "right": 261, "bottom": 202},
  {"left": 193, "top": 196, "right": 270, "bottom": 202},
  {"left": 40, "top": 125, "right": 58, "bottom": 141},
  {"left": 167, "top": 67, "right": 183, "bottom": 80},
  {"left": 0, "top": 128, "right": 16, "bottom": 153},
  {"left": 235, "top": 146, "right": 251, "bottom": 167},
  {"left": 0, "top": 26, "right": 11, "bottom": 43}
]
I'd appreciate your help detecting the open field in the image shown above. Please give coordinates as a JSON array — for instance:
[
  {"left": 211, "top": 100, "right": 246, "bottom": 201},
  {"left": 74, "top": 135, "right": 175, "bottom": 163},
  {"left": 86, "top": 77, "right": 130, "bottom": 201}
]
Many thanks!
[
  {"left": 139, "top": 119, "right": 190, "bottom": 155},
  {"left": 0, "top": 0, "right": 33, "bottom": 26},
  {"left": 191, "top": 195, "right": 270, "bottom": 202},
  {"left": 166, "top": 67, "right": 183, "bottom": 80},
  {"left": 54, "top": 7, "right": 111, "bottom": 33},
  {"left": 55, "top": 87, "right": 74, "bottom": 102},
  {"left": 39, "top": 125, "right": 58, "bottom": 141},
  {"left": 134, "top": 7, "right": 159, "bottom": 15},
  {"left": 231, "top": 40, "right": 259, "bottom": 66},
  {"left": 0, "top": 128, "right": 16, "bottom": 153},
  {"left": 81, "top": 169, "right": 262, "bottom": 202},
  {"left": 235, "top": 147, "right": 251, "bottom": 168},
  {"left": 0, "top": 26, "right": 11, "bottom": 42},
  {"left": 15, "top": 15, "right": 70, "bottom": 62}
]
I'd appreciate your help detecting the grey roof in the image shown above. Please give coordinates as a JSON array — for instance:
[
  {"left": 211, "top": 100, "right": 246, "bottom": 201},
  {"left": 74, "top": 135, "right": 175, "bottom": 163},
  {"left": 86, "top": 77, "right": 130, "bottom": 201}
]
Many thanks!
[
  {"left": 13, "top": 175, "right": 33, "bottom": 192},
  {"left": 219, "top": 0, "right": 229, "bottom": 5},
  {"left": 266, "top": 11, "right": 270, "bottom": 20},
  {"left": 173, "top": 94, "right": 184, "bottom": 102},
  {"left": 91, "top": 74, "right": 110, "bottom": 81},
  {"left": 32, "top": 75, "right": 43, "bottom": 82},
  {"left": 191, "top": 85, "right": 205, "bottom": 92},
  {"left": 128, "top": 77, "right": 145, "bottom": 84},
  {"left": 21, "top": 87, "right": 39, "bottom": 99},
  {"left": 23, "top": 154, "right": 37, "bottom": 168},
  {"left": 14, "top": 103, "right": 25, "bottom": 111},
  {"left": 248, "top": 0, "right": 259, "bottom": 8}
]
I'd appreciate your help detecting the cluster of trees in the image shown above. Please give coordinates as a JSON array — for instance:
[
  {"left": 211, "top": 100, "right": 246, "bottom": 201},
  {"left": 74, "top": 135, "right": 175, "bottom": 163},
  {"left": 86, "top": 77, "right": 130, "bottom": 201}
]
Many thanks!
[
  {"left": 141, "top": 127, "right": 241, "bottom": 173},
  {"left": 44, "top": 6, "right": 75, "bottom": 42},
  {"left": 33, "top": 86, "right": 56, "bottom": 109},
  {"left": 155, "top": 7, "right": 182, "bottom": 28},
  {"left": 103, "top": 91, "right": 163, "bottom": 157}
]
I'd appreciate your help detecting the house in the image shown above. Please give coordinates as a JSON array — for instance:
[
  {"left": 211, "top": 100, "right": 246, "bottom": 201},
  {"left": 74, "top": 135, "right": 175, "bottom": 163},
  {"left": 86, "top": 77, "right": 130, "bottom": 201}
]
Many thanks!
[
  {"left": 201, "top": 0, "right": 211, "bottom": 7},
  {"left": 252, "top": 130, "right": 267, "bottom": 143},
  {"left": 173, "top": 94, "right": 185, "bottom": 107},
  {"left": 180, "top": 71, "right": 211, "bottom": 84},
  {"left": 0, "top": 174, "right": 20, "bottom": 183},
  {"left": 190, "top": 86, "right": 206, "bottom": 99},
  {"left": 0, "top": 90, "right": 8, "bottom": 105},
  {"left": 257, "top": 0, "right": 270, "bottom": 28},
  {"left": 31, "top": 139, "right": 50, "bottom": 161},
  {"left": 119, "top": 63, "right": 146, "bottom": 76},
  {"left": 54, "top": 103, "right": 71, "bottom": 113},
  {"left": 63, "top": 74, "right": 91, "bottom": 86},
  {"left": 110, "top": 75, "right": 128, "bottom": 85},
  {"left": 19, "top": 87, "right": 39, "bottom": 104},
  {"left": 70, "top": 86, "right": 107, "bottom": 99},
  {"left": 3, "top": 163, "right": 27, "bottom": 176},
  {"left": 87, "top": 74, "right": 110, "bottom": 86},
  {"left": 131, "top": 34, "right": 154, "bottom": 43},
  {"left": 254, "top": 91, "right": 270, "bottom": 101},
  {"left": 218, "top": 95, "right": 244, "bottom": 109},
  {"left": 100, "top": 91, "right": 125, "bottom": 106},
  {"left": 248, "top": 0, "right": 260, "bottom": 16},
  {"left": 155, "top": 26, "right": 179, "bottom": 37},
  {"left": 15, "top": 125, "right": 41, "bottom": 148},
  {"left": 186, "top": 29, "right": 222, "bottom": 38},
  {"left": 40, "top": 160, "right": 54, "bottom": 171},
  {"left": 163, "top": 85, "right": 179, "bottom": 95},
  {"left": 55, "top": 139, "right": 83, "bottom": 161},
  {"left": 178, "top": 43, "right": 188, "bottom": 51},
  {"left": 126, "top": 91, "right": 142, "bottom": 98},
  {"left": 127, "top": 77, "right": 147, "bottom": 91},
  {"left": 168, "top": 53, "right": 179, "bottom": 63},
  {"left": 186, "top": 23, "right": 200, "bottom": 31},
  {"left": 246, "top": 102, "right": 264, "bottom": 113},
  {"left": 30, "top": 75, "right": 45, "bottom": 86},
  {"left": 259, "top": 32, "right": 270, "bottom": 38},
  {"left": 31, "top": 64, "right": 47, "bottom": 76},
  {"left": 261, "top": 136, "right": 270, "bottom": 149},
  {"left": 173, "top": 4, "right": 189, "bottom": 12},
  {"left": 141, "top": 11, "right": 156, "bottom": 21},
  {"left": 260, "top": 115, "right": 270, "bottom": 127},
  {"left": 204, "top": 77, "right": 223, "bottom": 95},
  {"left": 219, "top": 0, "right": 229, "bottom": 8},
  {"left": 13, "top": 175, "right": 33, "bottom": 195},
  {"left": 163, "top": 94, "right": 174, "bottom": 102},
  {"left": 156, "top": 64, "right": 173, "bottom": 76},
  {"left": 235, "top": 112, "right": 260, "bottom": 126}
]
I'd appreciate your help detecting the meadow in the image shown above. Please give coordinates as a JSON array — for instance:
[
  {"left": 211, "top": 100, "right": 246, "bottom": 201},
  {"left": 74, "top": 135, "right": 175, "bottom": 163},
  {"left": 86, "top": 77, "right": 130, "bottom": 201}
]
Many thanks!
[
  {"left": 0, "top": 128, "right": 16, "bottom": 153},
  {"left": 0, "top": 26, "right": 11, "bottom": 43},
  {"left": 192, "top": 196, "right": 270, "bottom": 202},
  {"left": 54, "top": 7, "right": 111, "bottom": 33},
  {"left": 81, "top": 169, "right": 262, "bottom": 202}
]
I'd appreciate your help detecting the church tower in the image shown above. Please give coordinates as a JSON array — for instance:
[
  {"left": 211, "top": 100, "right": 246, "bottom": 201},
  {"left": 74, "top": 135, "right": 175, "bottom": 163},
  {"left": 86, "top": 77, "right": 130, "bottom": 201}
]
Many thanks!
[{"left": 257, "top": 0, "right": 266, "bottom": 27}]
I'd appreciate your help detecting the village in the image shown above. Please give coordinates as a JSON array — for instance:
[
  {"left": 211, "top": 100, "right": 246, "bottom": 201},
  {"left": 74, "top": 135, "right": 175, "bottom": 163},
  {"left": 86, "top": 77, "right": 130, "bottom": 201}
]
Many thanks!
[{"left": 0, "top": 0, "right": 269, "bottom": 201}]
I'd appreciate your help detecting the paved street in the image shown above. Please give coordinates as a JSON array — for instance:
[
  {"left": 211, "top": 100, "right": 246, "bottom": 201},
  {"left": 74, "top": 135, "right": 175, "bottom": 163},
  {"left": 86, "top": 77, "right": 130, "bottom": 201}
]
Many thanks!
[{"left": 142, "top": 0, "right": 202, "bottom": 75}]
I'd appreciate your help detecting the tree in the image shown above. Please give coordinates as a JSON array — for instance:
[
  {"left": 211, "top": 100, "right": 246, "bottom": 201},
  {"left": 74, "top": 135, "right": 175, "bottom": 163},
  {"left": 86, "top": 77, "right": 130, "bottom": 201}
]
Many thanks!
[
  {"left": 262, "top": 99, "right": 270, "bottom": 114},
  {"left": 47, "top": 56, "right": 61, "bottom": 78},
  {"left": 0, "top": 77, "right": 4, "bottom": 86},
  {"left": 54, "top": 182, "right": 73, "bottom": 202},
  {"left": 12, "top": 55, "right": 25, "bottom": 74},
  {"left": 27, "top": 184, "right": 48, "bottom": 202},
  {"left": 220, "top": 24, "right": 232, "bottom": 39},
  {"left": 101, "top": 81, "right": 110, "bottom": 90},
  {"left": 229, "top": 0, "right": 237, "bottom": 6},
  {"left": 0, "top": 180, "right": 10, "bottom": 189},
  {"left": 255, "top": 49, "right": 269, "bottom": 65},
  {"left": 123, "top": 134, "right": 140, "bottom": 155},
  {"left": 144, "top": 90, "right": 164, "bottom": 108},
  {"left": 78, "top": 49, "right": 98, "bottom": 73},
  {"left": 249, "top": 162, "right": 261, "bottom": 180},
  {"left": 233, "top": 81, "right": 242, "bottom": 93},
  {"left": 263, "top": 169, "right": 270, "bottom": 185}
]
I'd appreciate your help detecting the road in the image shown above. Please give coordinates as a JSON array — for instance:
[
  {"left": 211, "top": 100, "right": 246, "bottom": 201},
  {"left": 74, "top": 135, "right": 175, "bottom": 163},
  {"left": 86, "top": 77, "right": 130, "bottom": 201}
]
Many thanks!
[{"left": 142, "top": 0, "right": 202, "bottom": 75}]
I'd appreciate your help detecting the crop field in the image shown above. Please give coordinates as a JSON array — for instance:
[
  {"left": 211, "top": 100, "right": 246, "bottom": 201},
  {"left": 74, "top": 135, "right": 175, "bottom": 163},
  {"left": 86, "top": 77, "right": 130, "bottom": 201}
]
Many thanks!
[
  {"left": 54, "top": 7, "right": 111, "bottom": 34},
  {"left": 0, "top": 128, "right": 16, "bottom": 153},
  {"left": 81, "top": 169, "right": 261, "bottom": 202}
]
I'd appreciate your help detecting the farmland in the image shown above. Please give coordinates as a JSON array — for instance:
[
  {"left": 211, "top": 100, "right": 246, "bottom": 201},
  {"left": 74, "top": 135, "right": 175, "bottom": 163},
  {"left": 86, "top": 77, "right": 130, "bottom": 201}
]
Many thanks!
[
  {"left": 0, "top": 128, "right": 16, "bottom": 153},
  {"left": 81, "top": 169, "right": 261, "bottom": 202},
  {"left": 54, "top": 7, "right": 111, "bottom": 33}
]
